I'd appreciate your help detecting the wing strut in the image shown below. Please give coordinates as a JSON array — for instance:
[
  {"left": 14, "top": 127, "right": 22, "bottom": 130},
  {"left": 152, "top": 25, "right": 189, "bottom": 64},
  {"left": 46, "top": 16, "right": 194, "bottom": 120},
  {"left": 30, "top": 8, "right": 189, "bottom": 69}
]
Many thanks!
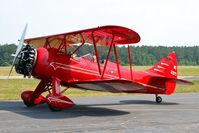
[
  {"left": 92, "top": 32, "right": 102, "bottom": 76},
  {"left": 128, "top": 45, "right": 133, "bottom": 80},
  {"left": 101, "top": 36, "right": 114, "bottom": 79},
  {"left": 113, "top": 44, "right": 121, "bottom": 78}
]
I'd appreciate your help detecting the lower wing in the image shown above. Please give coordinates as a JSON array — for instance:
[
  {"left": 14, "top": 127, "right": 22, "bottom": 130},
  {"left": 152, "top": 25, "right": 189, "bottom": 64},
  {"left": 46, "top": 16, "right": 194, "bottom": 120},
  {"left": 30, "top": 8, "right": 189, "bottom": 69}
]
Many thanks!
[
  {"left": 71, "top": 79, "right": 146, "bottom": 93},
  {"left": 70, "top": 77, "right": 193, "bottom": 94}
]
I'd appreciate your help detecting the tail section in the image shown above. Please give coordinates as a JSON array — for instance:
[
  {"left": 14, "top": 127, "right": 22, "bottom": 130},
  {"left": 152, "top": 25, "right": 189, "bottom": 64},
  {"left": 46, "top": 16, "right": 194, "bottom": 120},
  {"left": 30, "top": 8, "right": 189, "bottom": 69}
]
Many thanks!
[
  {"left": 146, "top": 52, "right": 192, "bottom": 95},
  {"left": 148, "top": 51, "right": 177, "bottom": 78}
]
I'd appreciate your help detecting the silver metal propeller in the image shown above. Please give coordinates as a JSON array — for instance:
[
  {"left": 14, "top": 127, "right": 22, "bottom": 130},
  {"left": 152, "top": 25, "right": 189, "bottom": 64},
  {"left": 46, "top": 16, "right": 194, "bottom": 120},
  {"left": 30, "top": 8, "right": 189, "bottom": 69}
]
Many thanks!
[{"left": 8, "top": 24, "right": 28, "bottom": 78}]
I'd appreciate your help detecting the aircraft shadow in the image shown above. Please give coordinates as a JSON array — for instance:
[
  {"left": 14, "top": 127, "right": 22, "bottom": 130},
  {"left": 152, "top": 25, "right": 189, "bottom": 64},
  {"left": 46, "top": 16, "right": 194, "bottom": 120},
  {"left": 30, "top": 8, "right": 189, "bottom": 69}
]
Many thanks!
[
  {"left": 0, "top": 100, "right": 179, "bottom": 119},
  {"left": 120, "top": 100, "right": 179, "bottom": 105},
  {"left": 0, "top": 101, "right": 129, "bottom": 119},
  {"left": 83, "top": 100, "right": 179, "bottom": 107}
]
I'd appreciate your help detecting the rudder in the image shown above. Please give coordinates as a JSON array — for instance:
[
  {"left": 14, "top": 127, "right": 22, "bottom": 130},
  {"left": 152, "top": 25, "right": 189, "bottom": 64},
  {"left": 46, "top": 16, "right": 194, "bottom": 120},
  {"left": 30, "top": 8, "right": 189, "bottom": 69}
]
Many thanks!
[{"left": 148, "top": 51, "right": 178, "bottom": 78}]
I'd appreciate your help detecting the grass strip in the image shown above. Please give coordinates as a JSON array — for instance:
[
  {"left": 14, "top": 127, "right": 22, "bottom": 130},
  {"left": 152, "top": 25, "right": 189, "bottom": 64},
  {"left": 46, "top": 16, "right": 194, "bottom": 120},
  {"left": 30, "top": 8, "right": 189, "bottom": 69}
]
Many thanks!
[{"left": 0, "top": 79, "right": 198, "bottom": 100}]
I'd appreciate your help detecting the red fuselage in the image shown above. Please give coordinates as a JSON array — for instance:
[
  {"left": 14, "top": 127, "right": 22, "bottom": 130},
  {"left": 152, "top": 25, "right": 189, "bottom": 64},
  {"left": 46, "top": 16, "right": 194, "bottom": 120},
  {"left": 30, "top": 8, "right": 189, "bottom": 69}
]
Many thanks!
[{"left": 31, "top": 48, "right": 176, "bottom": 95}]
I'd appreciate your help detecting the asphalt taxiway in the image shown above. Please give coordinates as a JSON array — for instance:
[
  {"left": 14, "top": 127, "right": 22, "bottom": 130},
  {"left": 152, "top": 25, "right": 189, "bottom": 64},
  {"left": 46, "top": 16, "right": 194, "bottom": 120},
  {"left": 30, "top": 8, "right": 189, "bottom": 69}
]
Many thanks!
[{"left": 0, "top": 93, "right": 199, "bottom": 133}]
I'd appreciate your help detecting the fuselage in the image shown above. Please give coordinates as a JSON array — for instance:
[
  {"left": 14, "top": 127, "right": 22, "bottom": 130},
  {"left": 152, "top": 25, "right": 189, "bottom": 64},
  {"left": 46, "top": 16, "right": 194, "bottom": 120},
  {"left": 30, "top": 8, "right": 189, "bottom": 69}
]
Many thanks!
[
  {"left": 16, "top": 48, "right": 175, "bottom": 94},
  {"left": 30, "top": 48, "right": 172, "bottom": 94}
]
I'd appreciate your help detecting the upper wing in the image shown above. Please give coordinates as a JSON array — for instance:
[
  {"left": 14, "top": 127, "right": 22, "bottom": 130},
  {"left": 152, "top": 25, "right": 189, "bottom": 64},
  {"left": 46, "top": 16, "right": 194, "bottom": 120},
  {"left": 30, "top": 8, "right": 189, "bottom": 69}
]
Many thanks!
[
  {"left": 70, "top": 79, "right": 146, "bottom": 93},
  {"left": 24, "top": 25, "right": 140, "bottom": 48}
]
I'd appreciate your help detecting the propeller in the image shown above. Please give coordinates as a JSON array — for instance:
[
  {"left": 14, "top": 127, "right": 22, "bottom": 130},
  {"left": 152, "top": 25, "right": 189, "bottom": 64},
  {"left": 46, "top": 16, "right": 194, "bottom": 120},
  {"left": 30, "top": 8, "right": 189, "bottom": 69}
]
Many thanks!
[{"left": 8, "top": 24, "right": 28, "bottom": 78}]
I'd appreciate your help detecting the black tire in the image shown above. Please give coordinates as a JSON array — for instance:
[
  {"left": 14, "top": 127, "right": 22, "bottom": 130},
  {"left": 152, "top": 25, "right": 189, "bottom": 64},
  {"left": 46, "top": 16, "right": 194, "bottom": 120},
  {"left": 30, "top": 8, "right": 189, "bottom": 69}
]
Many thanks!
[
  {"left": 48, "top": 104, "right": 63, "bottom": 111},
  {"left": 23, "top": 101, "right": 35, "bottom": 107},
  {"left": 156, "top": 96, "right": 162, "bottom": 103}
]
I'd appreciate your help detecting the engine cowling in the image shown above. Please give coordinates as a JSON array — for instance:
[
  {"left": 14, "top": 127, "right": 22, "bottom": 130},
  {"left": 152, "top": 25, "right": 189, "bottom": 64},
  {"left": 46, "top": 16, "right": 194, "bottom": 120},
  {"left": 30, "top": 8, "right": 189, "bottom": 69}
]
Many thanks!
[{"left": 15, "top": 45, "right": 37, "bottom": 78}]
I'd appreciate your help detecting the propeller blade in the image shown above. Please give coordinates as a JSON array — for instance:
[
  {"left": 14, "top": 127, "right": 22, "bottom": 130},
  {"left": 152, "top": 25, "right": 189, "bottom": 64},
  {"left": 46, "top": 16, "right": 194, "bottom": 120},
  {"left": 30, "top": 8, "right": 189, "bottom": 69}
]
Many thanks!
[{"left": 8, "top": 24, "right": 28, "bottom": 78}]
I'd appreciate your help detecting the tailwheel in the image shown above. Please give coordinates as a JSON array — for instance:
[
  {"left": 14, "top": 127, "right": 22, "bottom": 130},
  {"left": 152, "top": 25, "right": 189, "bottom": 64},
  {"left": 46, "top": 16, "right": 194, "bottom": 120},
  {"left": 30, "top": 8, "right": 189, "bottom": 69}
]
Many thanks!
[{"left": 155, "top": 95, "right": 162, "bottom": 103}]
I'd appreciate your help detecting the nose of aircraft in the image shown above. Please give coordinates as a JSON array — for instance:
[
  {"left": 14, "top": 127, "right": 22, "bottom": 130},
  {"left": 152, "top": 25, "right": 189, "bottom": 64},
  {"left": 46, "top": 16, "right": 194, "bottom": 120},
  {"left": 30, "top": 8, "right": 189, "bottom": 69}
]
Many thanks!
[
  {"left": 8, "top": 24, "right": 28, "bottom": 78},
  {"left": 15, "top": 45, "right": 37, "bottom": 78}
]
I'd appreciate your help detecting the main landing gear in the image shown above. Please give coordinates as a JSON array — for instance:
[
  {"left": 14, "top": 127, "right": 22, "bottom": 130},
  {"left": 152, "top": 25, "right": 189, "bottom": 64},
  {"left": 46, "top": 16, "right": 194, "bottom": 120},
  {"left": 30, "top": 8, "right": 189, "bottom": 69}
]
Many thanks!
[
  {"left": 155, "top": 94, "right": 162, "bottom": 103},
  {"left": 21, "top": 77, "right": 74, "bottom": 111}
]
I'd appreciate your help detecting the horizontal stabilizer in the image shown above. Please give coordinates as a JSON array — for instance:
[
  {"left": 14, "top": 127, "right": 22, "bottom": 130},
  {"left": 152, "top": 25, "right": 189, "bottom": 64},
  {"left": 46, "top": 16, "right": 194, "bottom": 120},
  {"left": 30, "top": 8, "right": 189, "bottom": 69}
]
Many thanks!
[
  {"left": 172, "top": 78, "right": 194, "bottom": 85},
  {"left": 152, "top": 76, "right": 193, "bottom": 85}
]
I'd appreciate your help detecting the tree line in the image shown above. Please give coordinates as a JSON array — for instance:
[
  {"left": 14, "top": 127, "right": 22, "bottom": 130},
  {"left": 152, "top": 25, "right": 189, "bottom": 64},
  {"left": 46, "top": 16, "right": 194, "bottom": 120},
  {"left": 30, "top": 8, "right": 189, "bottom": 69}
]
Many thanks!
[
  {"left": 0, "top": 44, "right": 17, "bottom": 66},
  {"left": 76, "top": 45, "right": 199, "bottom": 66},
  {"left": 0, "top": 43, "right": 198, "bottom": 66}
]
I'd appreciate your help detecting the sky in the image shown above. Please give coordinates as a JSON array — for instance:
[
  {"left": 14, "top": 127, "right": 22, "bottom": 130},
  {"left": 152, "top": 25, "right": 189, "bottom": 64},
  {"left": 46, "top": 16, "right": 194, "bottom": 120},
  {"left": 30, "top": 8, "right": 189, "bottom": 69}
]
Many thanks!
[{"left": 0, "top": 0, "right": 199, "bottom": 46}]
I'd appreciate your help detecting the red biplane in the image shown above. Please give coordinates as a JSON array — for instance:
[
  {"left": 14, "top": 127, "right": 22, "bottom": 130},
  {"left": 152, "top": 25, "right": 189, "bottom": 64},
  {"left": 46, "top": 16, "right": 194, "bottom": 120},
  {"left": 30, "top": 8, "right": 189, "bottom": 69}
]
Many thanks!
[{"left": 9, "top": 25, "right": 192, "bottom": 111}]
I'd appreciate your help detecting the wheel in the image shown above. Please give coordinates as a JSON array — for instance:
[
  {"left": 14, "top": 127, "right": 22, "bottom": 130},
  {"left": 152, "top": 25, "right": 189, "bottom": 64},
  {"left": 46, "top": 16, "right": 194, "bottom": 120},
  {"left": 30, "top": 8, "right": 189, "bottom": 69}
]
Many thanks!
[
  {"left": 48, "top": 104, "right": 63, "bottom": 111},
  {"left": 156, "top": 96, "right": 162, "bottom": 103},
  {"left": 23, "top": 101, "right": 35, "bottom": 107}
]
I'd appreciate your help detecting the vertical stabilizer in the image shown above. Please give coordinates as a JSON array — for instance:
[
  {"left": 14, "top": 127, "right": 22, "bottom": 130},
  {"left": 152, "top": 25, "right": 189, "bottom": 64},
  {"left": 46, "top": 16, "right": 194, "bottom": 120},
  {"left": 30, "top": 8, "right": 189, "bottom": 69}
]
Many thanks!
[{"left": 148, "top": 52, "right": 178, "bottom": 78}]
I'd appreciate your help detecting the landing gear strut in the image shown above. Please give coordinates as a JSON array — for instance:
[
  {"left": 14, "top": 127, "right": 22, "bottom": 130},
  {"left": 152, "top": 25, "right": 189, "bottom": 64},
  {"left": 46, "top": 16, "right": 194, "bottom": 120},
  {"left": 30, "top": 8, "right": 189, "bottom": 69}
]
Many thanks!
[
  {"left": 21, "top": 78, "right": 74, "bottom": 111},
  {"left": 155, "top": 94, "right": 162, "bottom": 103}
]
